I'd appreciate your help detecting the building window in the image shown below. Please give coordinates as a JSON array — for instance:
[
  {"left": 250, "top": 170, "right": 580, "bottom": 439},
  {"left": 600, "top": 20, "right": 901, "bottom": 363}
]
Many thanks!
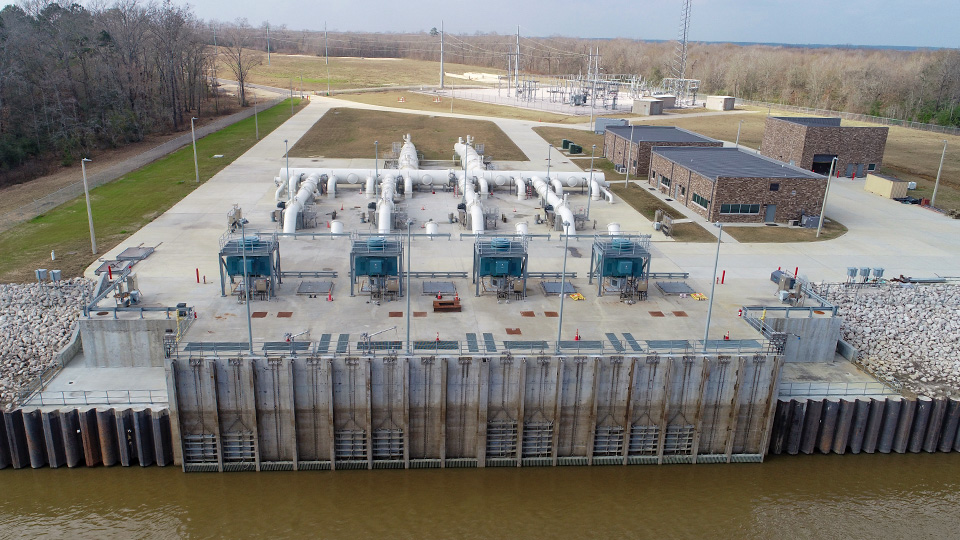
[
  {"left": 720, "top": 203, "right": 761, "bottom": 214},
  {"left": 692, "top": 193, "right": 710, "bottom": 209},
  {"left": 770, "top": 183, "right": 780, "bottom": 192},
  {"left": 868, "top": 164, "right": 876, "bottom": 171},
  {"left": 660, "top": 176, "right": 671, "bottom": 187},
  {"left": 679, "top": 186, "right": 686, "bottom": 196}
]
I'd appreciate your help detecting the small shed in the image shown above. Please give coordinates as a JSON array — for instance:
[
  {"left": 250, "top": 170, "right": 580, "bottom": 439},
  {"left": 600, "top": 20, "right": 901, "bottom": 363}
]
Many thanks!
[
  {"left": 863, "top": 174, "right": 908, "bottom": 199},
  {"left": 652, "top": 94, "right": 677, "bottom": 109},
  {"left": 632, "top": 98, "right": 663, "bottom": 116},
  {"left": 705, "top": 96, "right": 735, "bottom": 111}
]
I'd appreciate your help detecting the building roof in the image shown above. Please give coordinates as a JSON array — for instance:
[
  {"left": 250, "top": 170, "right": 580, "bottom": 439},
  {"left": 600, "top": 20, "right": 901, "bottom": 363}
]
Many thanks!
[
  {"left": 606, "top": 125, "right": 718, "bottom": 144},
  {"left": 651, "top": 147, "right": 825, "bottom": 180},
  {"left": 772, "top": 116, "right": 842, "bottom": 127}
]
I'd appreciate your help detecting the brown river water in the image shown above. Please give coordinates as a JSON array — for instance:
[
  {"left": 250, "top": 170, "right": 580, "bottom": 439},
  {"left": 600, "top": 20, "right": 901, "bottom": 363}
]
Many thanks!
[{"left": 1, "top": 453, "right": 958, "bottom": 539}]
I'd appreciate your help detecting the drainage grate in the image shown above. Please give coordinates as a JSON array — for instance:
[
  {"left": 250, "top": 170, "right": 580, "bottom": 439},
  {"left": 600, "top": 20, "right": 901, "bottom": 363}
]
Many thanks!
[
  {"left": 389, "top": 312, "right": 403, "bottom": 317},
  {"left": 414, "top": 312, "right": 427, "bottom": 318},
  {"left": 251, "top": 312, "right": 267, "bottom": 318},
  {"left": 414, "top": 340, "right": 459, "bottom": 350},
  {"left": 221, "top": 431, "right": 256, "bottom": 463},
  {"left": 372, "top": 428, "right": 404, "bottom": 459},
  {"left": 649, "top": 311, "right": 665, "bottom": 317},
  {"left": 672, "top": 311, "right": 688, "bottom": 317},
  {"left": 505, "top": 328, "right": 522, "bottom": 335},
  {"left": 522, "top": 422, "right": 554, "bottom": 458},
  {"left": 183, "top": 433, "right": 218, "bottom": 464},
  {"left": 593, "top": 426, "right": 625, "bottom": 456},
  {"left": 544, "top": 311, "right": 559, "bottom": 317},
  {"left": 663, "top": 425, "right": 695, "bottom": 455},
  {"left": 520, "top": 311, "right": 535, "bottom": 317},
  {"left": 277, "top": 312, "right": 293, "bottom": 318},
  {"left": 334, "top": 429, "right": 367, "bottom": 460},
  {"left": 628, "top": 425, "right": 660, "bottom": 455}
]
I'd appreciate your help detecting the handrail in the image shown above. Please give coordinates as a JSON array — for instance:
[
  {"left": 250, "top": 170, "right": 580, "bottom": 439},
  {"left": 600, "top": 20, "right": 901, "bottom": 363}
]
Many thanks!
[{"left": 25, "top": 389, "right": 169, "bottom": 407}]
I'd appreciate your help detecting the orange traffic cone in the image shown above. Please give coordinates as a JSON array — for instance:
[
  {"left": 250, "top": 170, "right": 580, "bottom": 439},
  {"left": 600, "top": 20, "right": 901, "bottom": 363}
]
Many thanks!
[
  {"left": 437, "top": 293, "right": 442, "bottom": 300},
  {"left": 421, "top": 205, "right": 425, "bottom": 210},
  {"left": 575, "top": 329, "right": 580, "bottom": 341},
  {"left": 327, "top": 291, "right": 333, "bottom": 302},
  {"left": 724, "top": 331, "right": 730, "bottom": 340},
  {"left": 436, "top": 332, "right": 440, "bottom": 342},
  {"left": 340, "top": 204, "right": 344, "bottom": 211}
]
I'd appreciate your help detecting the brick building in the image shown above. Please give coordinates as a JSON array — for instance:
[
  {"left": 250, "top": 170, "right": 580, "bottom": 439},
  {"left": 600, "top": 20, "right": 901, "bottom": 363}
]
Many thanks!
[
  {"left": 760, "top": 117, "right": 888, "bottom": 178},
  {"left": 649, "top": 147, "right": 827, "bottom": 223},
  {"left": 603, "top": 125, "right": 722, "bottom": 178}
]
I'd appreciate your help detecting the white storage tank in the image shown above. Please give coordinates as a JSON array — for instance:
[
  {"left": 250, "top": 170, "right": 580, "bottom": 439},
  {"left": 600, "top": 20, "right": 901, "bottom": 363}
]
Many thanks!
[
  {"left": 330, "top": 220, "right": 344, "bottom": 234},
  {"left": 426, "top": 221, "right": 439, "bottom": 236},
  {"left": 515, "top": 222, "right": 529, "bottom": 236},
  {"left": 607, "top": 222, "right": 621, "bottom": 235}
]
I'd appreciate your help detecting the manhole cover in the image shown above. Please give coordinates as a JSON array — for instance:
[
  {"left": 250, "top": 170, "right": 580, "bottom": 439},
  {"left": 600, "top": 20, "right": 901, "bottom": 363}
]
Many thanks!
[
  {"left": 389, "top": 312, "right": 403, "bottom": 317},
  {"left": 649, "top": 311, "right": 665, "bottom": 317},
  {"left": 251, "top": 312, "right": 267, "bottom": 318},
  {"left": 544, "top": 311, "right": 559, "bottom": 317},
  {"left": 520, "top": 311, "right": 535, "bottom": 317},
  {"left": 414, "top": 312, "right": 427, "bottom": 318},
  {"left": 672, "top": 311, "right": 688, "bottom": 317},
  {"left": 277, "top": 312, "right": 293, "bottom": 318},
  {"left": 506, "top": 328, "right": 522, "bottom": 335}
]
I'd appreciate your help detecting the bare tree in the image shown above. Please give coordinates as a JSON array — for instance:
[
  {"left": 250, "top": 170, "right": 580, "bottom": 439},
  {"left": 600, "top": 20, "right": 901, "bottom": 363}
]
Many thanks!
[{"left": 221, "top": 18, "right": 262, "bottom": 106}]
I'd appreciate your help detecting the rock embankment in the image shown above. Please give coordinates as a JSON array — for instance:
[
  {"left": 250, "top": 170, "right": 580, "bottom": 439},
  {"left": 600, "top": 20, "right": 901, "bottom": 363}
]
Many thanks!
[
  {"left": 826, "top": 283, "right": 960, "bottom": 398},
  {"left": 0, "top": 279, "right": 93, "bottom": 407}
]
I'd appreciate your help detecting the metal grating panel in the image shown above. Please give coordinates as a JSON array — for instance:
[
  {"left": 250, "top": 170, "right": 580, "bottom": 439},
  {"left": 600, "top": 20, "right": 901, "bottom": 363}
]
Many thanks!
[
  {"left": 334, "top": 429, "right": 367, "bottom": 460},
  {"left": 486, "top": 421, "right": 518, "bottom": 458},
  {"left": 183, "top": 433, "right": 218, "bottom": 464},
  {"left": 663, "top": 424, "right": 695, "bottom": 455},
  {"left": 628, "top": 425, "right": 660, "bottom": 455},
  {"left": 221, "top": 431, "right": 256, "bottom": 463},
  {"left": 372, "top": 428, "right": 404, "bottom": 459},
  {"left": 521, "top": 422, "right": 554, "bottom": 458},
  {"left": 593, "top": 426, "right": 625, "bottom": 456}
]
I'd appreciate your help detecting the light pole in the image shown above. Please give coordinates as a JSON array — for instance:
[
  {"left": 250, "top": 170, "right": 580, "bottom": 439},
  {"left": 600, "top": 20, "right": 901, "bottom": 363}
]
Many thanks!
[
  {"left": 254, "top": 99, "right": 259, "bottom": 140},
  {"left": 556, "top": 221, "right": 571, "bottom": 353},
  {"left": 406, "top": 218, "right": 414, "bottom": 354},
  {"left": 284, "top": 139, "right": 290, "bottom": 190},
  {"left": 735, "top": 119, "right": 743, "bottom": 148},
  {"left": 587, "top": 144, "right": 596, "bottom": 220},
  {"left": 702, "top": 222, "right": 723, "bottom": 352},
  {"left": 816, "top": 157, "right": 838, "bottom": 238},
  {"left": 190, "top": 117, "right": 199, "bottom": 183},
  {"left": 240, "top": 220, "right": 254, "bottom": 355},
  {"left": 932, "top": 140, "right": 947, "bottom": 208},
  {"left": 80, "top": 158, "right": 97, "bottom": 255},
  {"left": 375, "top": 140, "right": 379, "bottom": 180},
  {"left": 546, "top": 144, "right": 552, "bottom": 179},
  {"left": 624, "top": 123, "right": 635, "bottom": 187}
]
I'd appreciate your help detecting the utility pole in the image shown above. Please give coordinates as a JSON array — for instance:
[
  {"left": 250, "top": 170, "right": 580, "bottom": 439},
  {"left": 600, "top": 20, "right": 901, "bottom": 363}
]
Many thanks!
[
  {"left": 816, "top": 158, "right": 838, "bottom": 238},
  {"left": 325, "top": 22, "right": 331, "bottom": 95},
  {"left": 624, "top": 123, "right": 635, "bottom": 187},
  {"left": 932, "top": 140, "right": 947, "bottom": 208},
  {"left": 266, "top": 22, "right": 271, "bottom": 65},
  {"left": 191, "top": 117, "right": 199, "bottom": 183},
  {"left": 702, "top": 222, "right": 722, "bottom": 352},
  {"left": 80, "top": 158, "right": 97, "bottom": 255},
  {"left": 440, "top": 20, "right": 445, "bottom": 89},
  {"left": 515, "top": 26, "right": 521, "bottom": 92}
]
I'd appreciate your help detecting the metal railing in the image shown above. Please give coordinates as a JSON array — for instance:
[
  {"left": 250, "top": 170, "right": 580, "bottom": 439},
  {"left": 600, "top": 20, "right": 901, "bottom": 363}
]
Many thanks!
[
  {"left": 25, "top": 389, "right": 168, "bottom": 407},
  {"left": 779, "top": 381, "right": 900, "bottom": 398},
  {"left": 737, "top": 98, "right": 960, "bottom": 136}
]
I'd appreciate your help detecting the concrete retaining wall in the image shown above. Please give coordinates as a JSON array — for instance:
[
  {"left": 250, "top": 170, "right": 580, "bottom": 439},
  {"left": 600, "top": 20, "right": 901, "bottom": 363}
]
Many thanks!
[
  {"left": 168, "top": 353, "right": 782, "bottom": 472},
  {"left": 79, "top": 318, "right": 178, "bottom": 367},
  {"left": 769, "top": 396, "right": 960, "bottom": 456},
  {"left": 0, "top": 407, "right": 174, "bottom": 469}
]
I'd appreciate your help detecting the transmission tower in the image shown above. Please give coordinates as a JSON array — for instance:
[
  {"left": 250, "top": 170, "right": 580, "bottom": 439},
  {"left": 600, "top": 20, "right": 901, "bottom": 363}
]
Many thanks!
[{"left": 673, "top": 0, "right": 692, "bottom": 80}]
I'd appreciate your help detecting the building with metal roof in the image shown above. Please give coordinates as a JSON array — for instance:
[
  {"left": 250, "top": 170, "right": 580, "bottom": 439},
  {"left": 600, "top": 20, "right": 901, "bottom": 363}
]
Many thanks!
[
  {"left": 760, "top": 116, "right": 888, "bottom": 177},
  {"left": 649, "top": 147, "right": 828, "bottom": 224},
  {"left": 603, "top": 125, "right": 722, "bottom": 178}
]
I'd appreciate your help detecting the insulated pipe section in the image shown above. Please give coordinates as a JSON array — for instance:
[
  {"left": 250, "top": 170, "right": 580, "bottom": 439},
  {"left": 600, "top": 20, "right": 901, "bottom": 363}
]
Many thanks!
[
  {"left": 532, "top": 176, "right": 574, "bottom": 235},
  {"left": 365, "top": 175, "right": 376, "bottom": 199},
  {"left": 516, "top": 177, "right": 525, "bottom": 200},
  {"left": 282, "top": 172, "right": 323, "bottom": 234},
  {"left": 399, "top": 134, "right": 418, "bottom": 199},
  {"left": 278, "top": 167, "right": 607, "bottom": 191},
  {"left": 377, "top": 174, "right": 397, "bottom": 234},
  {"left": 551, "top": 178, "right": 564, "bottom": 197}
]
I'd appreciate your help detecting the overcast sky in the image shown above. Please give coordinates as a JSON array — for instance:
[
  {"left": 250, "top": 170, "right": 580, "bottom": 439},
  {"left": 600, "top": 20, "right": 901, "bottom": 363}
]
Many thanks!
[{"left": 184, "top": 0, "right": 957, "bottom": 49}]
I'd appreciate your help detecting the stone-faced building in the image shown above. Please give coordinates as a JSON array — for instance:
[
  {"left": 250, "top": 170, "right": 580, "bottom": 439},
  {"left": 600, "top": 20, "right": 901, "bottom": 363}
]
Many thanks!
[
  {"left": 603, "top": 125, "right": 722, "bottom": 178},
  {"left": 760, "top": 116, "right": 888, "bottom": 178},
  {"left": 649, "top": 147, "right": 827, "bottom": 223}
]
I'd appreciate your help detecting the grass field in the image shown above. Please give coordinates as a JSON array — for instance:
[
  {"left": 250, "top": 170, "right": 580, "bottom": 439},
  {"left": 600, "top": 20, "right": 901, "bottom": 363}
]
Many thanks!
[
  {"left": 289, "top": 107, "right": 528, "bottom": 161},
  {"left": 334, "top": 91, "right": 573, "bottom": 123},
  {"left": 0, "top": 99, "right": 306, "bottom": 282},
  {"left": 533, "top": 127, "right": 605, "bottom": 153},
  {"left": 224, "top": 53, "right": 502, "bottom": 93},
  {"left": 610, "top": 183, "right": 715, "bottom": 242},
  {"left": 724, "top": 219, "right": 848, "bottom": 242}
]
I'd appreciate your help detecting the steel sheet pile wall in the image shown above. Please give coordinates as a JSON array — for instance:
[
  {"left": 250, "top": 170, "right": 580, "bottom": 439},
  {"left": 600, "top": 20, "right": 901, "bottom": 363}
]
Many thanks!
[
  {"left": 769, "top": 397, "right": 960, "bottom": 456},
  {"left": 0, "top": 408, "right": 174, "bottom": 469},
  {"left": 168, "top": 353, "right": 781, "bottom": 472}
]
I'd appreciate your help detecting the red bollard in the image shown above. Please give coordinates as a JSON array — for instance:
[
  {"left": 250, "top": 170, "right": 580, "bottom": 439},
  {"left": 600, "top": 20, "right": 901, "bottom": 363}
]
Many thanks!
[
  {"left": 721, "top": 270, "right": 725, "bottom": 284},
  {"left": 108, "top": 266, "right": 112, "bottom": 280},
  {"left": 196, "top": 268, "right": 200, "bottom": 283},
  {"left": 794, "top": 267, "right": 799, "bottom": 277}
]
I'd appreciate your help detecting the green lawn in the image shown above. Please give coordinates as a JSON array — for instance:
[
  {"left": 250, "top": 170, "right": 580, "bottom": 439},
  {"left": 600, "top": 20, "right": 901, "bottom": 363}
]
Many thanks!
[
  {"left": 610, "top": 182, "right": 716, "bottom": 242},
  {"left": 723, "top": 219, "right": 848, "bottom": 242},
  {"left": 0, "top": 99, "right": 306, "bottom": 282}
]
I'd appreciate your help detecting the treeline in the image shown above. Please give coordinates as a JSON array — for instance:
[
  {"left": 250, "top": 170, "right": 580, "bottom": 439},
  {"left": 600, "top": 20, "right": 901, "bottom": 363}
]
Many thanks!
[
  {"left": 0, "top": 0, "right": 213, "bottom": 186},
  {"left": 253, "top": 27, "right": 960, "bottom": 127}
]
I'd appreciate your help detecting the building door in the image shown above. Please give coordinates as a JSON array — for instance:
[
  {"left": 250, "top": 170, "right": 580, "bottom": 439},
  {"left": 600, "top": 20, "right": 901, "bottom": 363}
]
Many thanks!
[
  {"left": 764, "top": 204, "right": 776, "bottom": 223},
  {"left": 846, "top": 164, "right": 855, "bottom": 177},
  {"left": 856, "top": 164, "right": 865, "bottom": 178}
]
